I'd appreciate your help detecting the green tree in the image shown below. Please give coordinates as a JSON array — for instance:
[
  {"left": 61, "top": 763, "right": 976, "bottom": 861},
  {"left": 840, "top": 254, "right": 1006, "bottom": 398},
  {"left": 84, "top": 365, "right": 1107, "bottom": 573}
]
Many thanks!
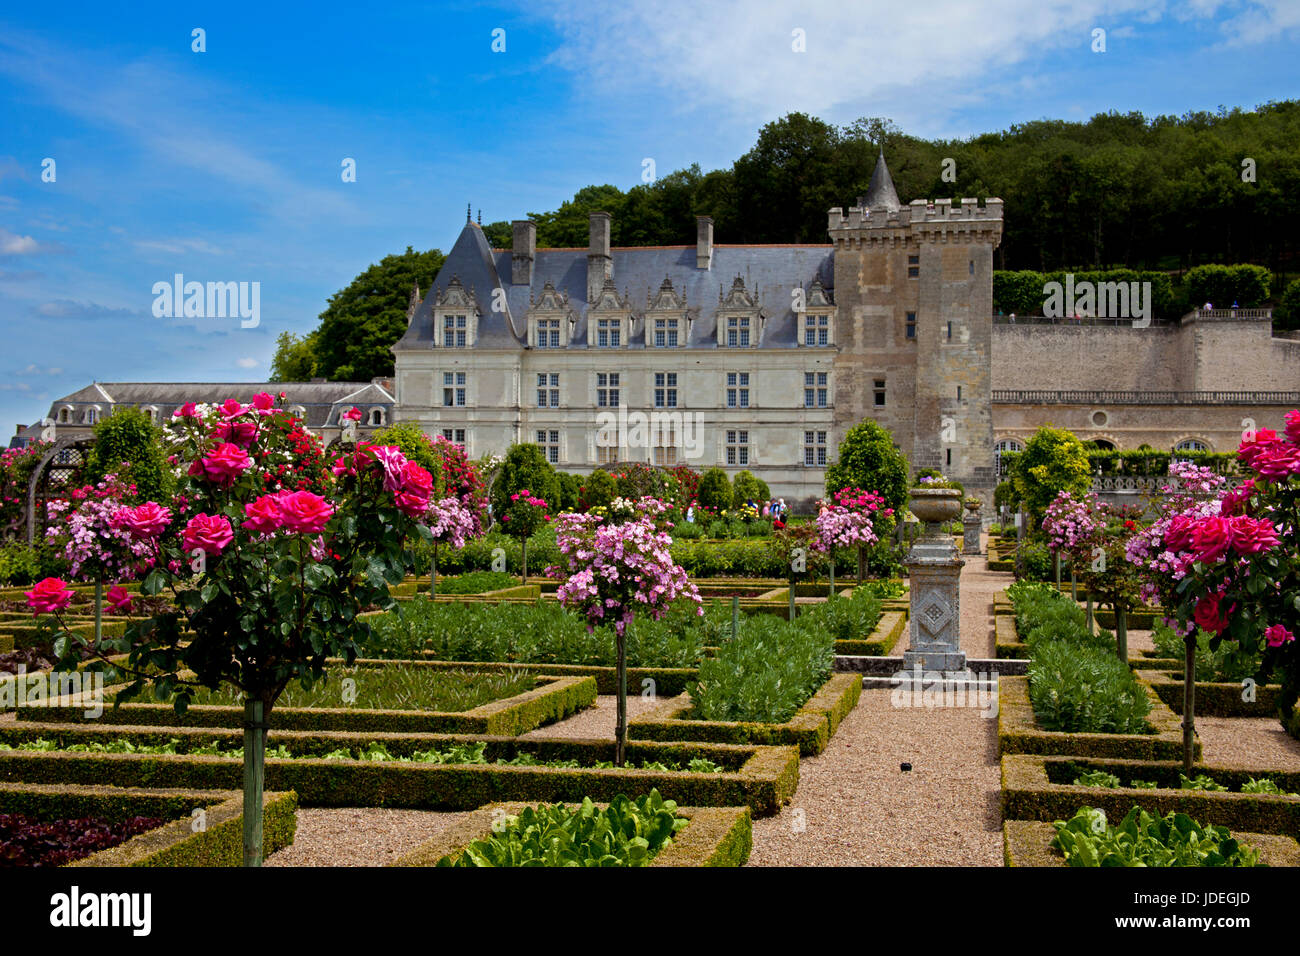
[
  {"left": 371, "top": 422, "right": 440, "bottom": 476},
  {"left": 825, "top": 420, "right": 910, "bottom": 515},
  {"left": 313, "top": 246, "right": 445, "bottom": 381},
  {"left": 491, "top": 444, "right": 561, "bottom": 522},
  {"left": 83, "top": 407, "right": 172, "bottom": 503},
  {"left": 1012, "top": 426, "right": 1093, "bottom": 529},
  {"left": 731, "top": 470, "right": 766, "bottom": 510},
  {"left": 268, "top": 331, "right": 318, "bottom": 382},
  {"left": 555, "top": 471, "right": 581, "bottom": 512},
  {"left": 580, "top": 468, "right": 617, "bottom": 511},
  {"left": 696, "top": 468, "right": 732, "bottom": 513},
  {"left": 1278, "top": 278, "right": 1300, "bottom": 330}
]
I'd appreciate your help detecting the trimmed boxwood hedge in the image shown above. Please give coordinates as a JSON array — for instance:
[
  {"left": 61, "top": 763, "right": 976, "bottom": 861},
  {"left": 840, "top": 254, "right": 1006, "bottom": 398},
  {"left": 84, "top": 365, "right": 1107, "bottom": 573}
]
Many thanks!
[
  {"left": 21, "top": 674, "right": 597, "bottom": 737},
  {"left": 1136, "top": 669, "right": 1283, "bottom": 719},
  {"left": 73, "top": 789, "right": 297, "bottom": 867},
  {"left": 0, "top": 727, "right": 799, "bottom": 817},
  {"left": 628, "top": 673, "right": 862, "bottom": 757},
  {"left": 0, "top": 634, "right": 11, "bottom": 653},
  {"left": 0, "top": 780, "right": 223, "bottom": 824},
  {"left": 3, "top": 619, "right": 128, "bottom": 650},
  {"left": 393, "top": 802, "right": 753, "bottom": 867},
  {"left": 998, "top": 675, "right": 1197, "bottom": 760},
  {"left": 835, "top": 611, "right": 907, "bottom": 657},
  {"left": 1002, "top": 819, "right": 1300, "bottom": 867},
  {"left": 994, "top": 614, "right": 1029, "bottom": 660},
  {"left": 407, "top": 657, "right": 699, "bottom": 697},
  {"left": 1001, "top": 754, "right": 1300, "bottom": 836}
]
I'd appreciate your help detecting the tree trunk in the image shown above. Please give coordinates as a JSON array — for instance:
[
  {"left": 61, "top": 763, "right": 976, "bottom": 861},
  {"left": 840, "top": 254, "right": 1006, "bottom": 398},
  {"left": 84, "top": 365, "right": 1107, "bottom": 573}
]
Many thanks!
[
  {"left": 857, "top": 545, "right": 865, "bottom": 585},
  {"left": 615, "top": 628, "right": 627, "bottom": 767},
  {"left": 1183, "top": 636, "right": 1197, "bottom": 774},
  {"left": 429, "top": 542, "right": 438, "bottom": 601},
  {"left": 828, "top": 562, "right": 835, "bottom": 597},
  {"left": 242, "top": 698, "right": 266, "bottom": 867},
  {"left": 1070, "top": 568, "right": 1077, "bottom": 601},
  {"left": 1086, "top": 592, "right": 1094, "bottom": 634},
  {"left": 520, "top": 538, "right": 528, "bottom": 584},
  {"left": 1115, "top": 605, "right": 1128, "bottom": 663},
  {"left": 93, "top": 579, "right": 103, "bottom": 648},
  {"left": 731, "top": 595, "right": 739, "bottom": 643},
  {"left": 788, "top": 580, "right": 796, "bottom": 622},
  {"left": 1054, "top": 552, "right": 1061, "bottom": 589}
]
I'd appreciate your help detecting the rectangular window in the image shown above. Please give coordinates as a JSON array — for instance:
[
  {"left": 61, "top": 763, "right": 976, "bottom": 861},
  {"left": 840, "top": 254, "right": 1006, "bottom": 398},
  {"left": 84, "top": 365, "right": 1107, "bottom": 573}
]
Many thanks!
[
  {"left": 653, "top": 422, "right": 678, "bottom": 465},
  {"left": 536, "top": 319, "right": 560, "bottom": 348},
  {"left": 725, "top": 429, "right": 749, "bottom": 466},
  {"left": 536, "top": 373, "right": 559, "bottom": 408},
  {"left": 946, "top": 448, "right": 952, "bottom": 467},
  {"left": 726, "top": 316, "right": 750, "bottom": 347},
  {"left": 441, "top": 428, "right": 466, "bottom": 445},
  {"left": 873, "top": 379, "right": 886, "bottom": 408},
  {"left": 442, "top": 371, "right": 467, "bottom": 407},
  {"left": 803, "top": 430, "right": 828, "bottom": 467},
  {"left": 596, "top": 318, "right": 620, "bottom": 347},
  {"left": 725, "top": 372, "right": 749, "bottom": 409},
  {"left": 804, "top": 372, "right": 828, "bottom": 408},
  {"left": 596, "top": 372, "right": 620, "bottom": 408},
  {"left": 444, "top": 314, "right": 467, "bottom": 348},
  {"left": 946, "top": 321, "right": 952, "bottom": 340},
  {"left": 906, "top": 311, "right": 916, "bottom": 340},
  {"left": 653, "top": 372, "right": 677, "bottom": 409},
  {"left": 804, "top": 314, "right": 829, "bottom": 346},
  {"left": 957, "top": 385, "right": 962, "bottom": 400},
  {"left": 536, "top": 429, "right": 560, "bottom": 464},
  {"left": 907, "top": 254, "right": 919, "bottom": 279},
  {"left": 653, "top": 318, "right": 679, "bottom": 348},
  {"left": 597, "top": 445, "right": 618, "bottom": 465}
]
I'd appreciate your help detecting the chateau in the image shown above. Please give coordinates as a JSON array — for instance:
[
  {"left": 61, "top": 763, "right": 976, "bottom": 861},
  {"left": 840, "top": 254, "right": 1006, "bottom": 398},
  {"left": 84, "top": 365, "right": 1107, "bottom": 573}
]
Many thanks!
[{"left": 394, "top": 154, "right": 1003, "bottom": 506}]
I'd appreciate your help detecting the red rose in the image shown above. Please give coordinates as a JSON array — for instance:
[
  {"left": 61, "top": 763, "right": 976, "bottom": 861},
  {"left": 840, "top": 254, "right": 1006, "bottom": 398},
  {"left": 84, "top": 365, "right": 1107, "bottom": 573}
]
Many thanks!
[
  {"left": 1193, "top": 594, "right": 1228, "bottom": 635},
  {"left": 25, "top": 577, "right": 74, "bottom": 616},
  {"left": 182, "top": 513, "right": 234, "bottom": 556},
  {"left": 105, "top": 584, "right": 133, "bottom": 614},
  {"left": 1228, "top": 515, "right": 1280, "bottom": 555},
  {"left": 243, "top": 495, "right": 284, "bottom": 534},
  {"left": 1190, "top": 516, "right": 1232, "bottom": 564}
]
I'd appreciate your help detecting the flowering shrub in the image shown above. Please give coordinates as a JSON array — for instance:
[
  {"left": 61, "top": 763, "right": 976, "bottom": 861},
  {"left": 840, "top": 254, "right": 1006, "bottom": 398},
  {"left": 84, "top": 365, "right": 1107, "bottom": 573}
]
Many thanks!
[
  {"left": 44, "top": 474, "right": 152, "bottom": 584},
  {"left": 499, "top": 490, "right": 549, "bottom": 538},
  {"left": 1041, "top": 490, "right": 1105, "bottom": 562},
  {"left": 0, "top": 442, "right": 51, "bottom": 539},
  {"left": 814, "top": 488, "right": 888, "bottom": 553}
]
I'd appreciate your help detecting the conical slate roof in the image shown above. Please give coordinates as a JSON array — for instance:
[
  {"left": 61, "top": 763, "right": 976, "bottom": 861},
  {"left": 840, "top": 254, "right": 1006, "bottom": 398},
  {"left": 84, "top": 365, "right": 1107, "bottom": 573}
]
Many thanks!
[{"left": 861, "top": 150, "right": 901, "bottom": 212}]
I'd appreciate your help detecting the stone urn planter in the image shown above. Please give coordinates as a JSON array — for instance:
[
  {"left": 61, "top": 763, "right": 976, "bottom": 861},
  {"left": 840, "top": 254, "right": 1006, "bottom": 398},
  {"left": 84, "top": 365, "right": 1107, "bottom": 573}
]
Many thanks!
[
  {"left": 964, "top": 497, "right": 981, "bottom": 514},
  {"left": 908, "top": 487, "right": 963, "bottom": 529}
]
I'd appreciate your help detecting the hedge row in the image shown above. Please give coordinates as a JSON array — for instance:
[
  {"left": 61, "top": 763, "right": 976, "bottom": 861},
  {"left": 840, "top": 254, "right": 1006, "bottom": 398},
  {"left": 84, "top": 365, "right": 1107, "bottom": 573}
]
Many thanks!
[
  {"left": 405, "top": 657, "right": 698, "bottom": 697},
  {"left": 1136, "top": 669, "right": 1283, "bottom": 719},
  {"left": 0, "top": 729, "right": 799, "bottom": 817},
  {"left": 21, "top": 674, "right": 597, "bottom": 737},
  {"left": 1001, "top": 754, "right": 1300, "bottom": 836},
  {"left": 74, "top": 790, "right": 297, "bottom": 867},
  {"left": 3, "top": 619, "right": 129, "bottom": 650},
  {"left": 835, "top": 611, "right": 908, "bottom": 657},
  {"left": 629, "top": 673, "right": 862, "bottom": 757},
  {"left": 1003, "top": 820, "right": 1300, "bottom": 867},
  {"left": 994, "top": 614, "right": 1029, "bottom": 660},
  {"left": 0, "top": 780, "right": 223, "bottom": 824},
  {"left": 998, "top": 675, "right": 1197, "bottom": 760},
  {"left": 393, "top": 802, "right": 753, "bottom": 868},
  {"left": 0, "top": 634, "right": 11, "bottom": 653}
]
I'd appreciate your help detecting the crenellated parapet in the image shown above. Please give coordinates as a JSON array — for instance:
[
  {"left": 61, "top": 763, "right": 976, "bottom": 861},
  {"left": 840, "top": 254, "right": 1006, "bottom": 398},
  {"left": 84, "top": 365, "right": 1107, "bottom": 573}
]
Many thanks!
[{"left": 828, "top": 197, "right": 1004, "bottom": 248}]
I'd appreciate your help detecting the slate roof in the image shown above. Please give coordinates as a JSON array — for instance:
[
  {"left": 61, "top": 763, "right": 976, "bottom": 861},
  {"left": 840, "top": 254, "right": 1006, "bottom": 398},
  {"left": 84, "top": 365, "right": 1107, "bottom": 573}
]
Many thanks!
[
  {"left": 397, "top": 222, "right": 836, "bottom": 352},
  {"left": 860, "top": 150, "right": 901, "bottom": 213}
]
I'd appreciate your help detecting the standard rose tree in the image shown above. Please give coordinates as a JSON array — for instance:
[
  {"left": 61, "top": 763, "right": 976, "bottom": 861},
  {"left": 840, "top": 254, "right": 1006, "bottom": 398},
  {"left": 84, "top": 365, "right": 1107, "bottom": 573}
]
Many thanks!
[
  {"left": 42, "top": 393, "right": 433, "bottom": 865},
  {"left": 497, "top": 489, "right": 549, "bottom": 582}
]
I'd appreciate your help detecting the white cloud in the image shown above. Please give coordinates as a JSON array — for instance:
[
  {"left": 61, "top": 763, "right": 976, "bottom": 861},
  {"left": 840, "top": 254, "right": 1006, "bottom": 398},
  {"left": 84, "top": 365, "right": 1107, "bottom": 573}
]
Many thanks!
[
  {"left": 529, "top": 0, "right": 1299, "bottom": 124},
  {"left": 0, "top": 229, "right": 41, "bottom": 255},
  {"left": 18, "top": 364, "right": 62, "bottom": 375},
  {"left": 133, "top": 237, "right": 225, "bottom": 256},
  {"left": 236, "top": 357, "right": 259, "bottom": 369}
]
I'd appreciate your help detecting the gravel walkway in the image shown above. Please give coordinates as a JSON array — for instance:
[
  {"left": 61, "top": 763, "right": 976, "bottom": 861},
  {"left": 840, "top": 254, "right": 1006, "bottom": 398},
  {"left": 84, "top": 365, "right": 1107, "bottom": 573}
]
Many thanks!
[
  {"left": 749, "top": 538, "right": 1006, "bottom": 866},
  {"left": 1195, "top": 717, "right": 1300, "bottom": 771},
  {"left": 265, "top": 808, "right": 479, "bottom": 867}
]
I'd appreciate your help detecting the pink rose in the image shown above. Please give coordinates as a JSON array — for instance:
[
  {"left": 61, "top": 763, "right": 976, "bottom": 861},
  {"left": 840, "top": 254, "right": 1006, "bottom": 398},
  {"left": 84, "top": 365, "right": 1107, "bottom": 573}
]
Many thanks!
[
  {"left": 277, "top": 491, "right": 335, "bottom": 534},
  {"left": 1190, "top": 516, "right": 1233, "bottom": 564},
  {"left": 1227, "top": 515, "right": 1280, "bottom": 555},
  {"left": 25, "top": 577, "right": 74, "bottom": 616},
  {"left": 212, "top": 420, "right": 259, "bottom": 448},
  {"left": 198, "top": 443, "right": 253, "bottom": 487},
  {"left": 330, "top": 455, "right": 354, "bottom": 478},
  {"left": 399, "top": 460, "right": 433, "bottom": 498},
  {"left": 1238, "top": 429, "right": 1280, "bottom": 467},
  {"left": 218, "top": 398, "right": 247, "bottom": 420},
  {"left": 343, "top": 406, "right": 362, "bottom": 421},
  {"left": 1163, "top": 514, "right": 1196, "bottom": 552},
  {"left": 394, "top": 490, "right": 429, "bottom": 519},
  {"left": 243, "top": 495, "right": 284, "bottom": 534},
  {"left": 173, "top": 402, "right": 200, "bottom": 419},
  {"left": 113, "top": 501, "right": 173, "bottom": 540},
  {"left": 1284, "top": 410, "right": 1300, "bottom": 444},
  {"left": 252, "top": 392, "right": 276, "bottom": 413},
  {"left": 105, "top": 584, "right": 133, "bottom": 613},
  {"left": 1193, "top": 594, "right": 1228, "bottom": 635},
  {"left": 1265, "top": 624, "right": 1295, "bottom": 648},
  {"left": 1219, "top": 479, "right": 1255, "bottom": 517},
  {"left": 1251, "top": 442, "right": 1300, "bottom": 482},
  {"left": 182, "top": 513, "right": 234, "bottom": 556},
  {"left": 370, "top": 445, "right": 408, "bottom": 493}
]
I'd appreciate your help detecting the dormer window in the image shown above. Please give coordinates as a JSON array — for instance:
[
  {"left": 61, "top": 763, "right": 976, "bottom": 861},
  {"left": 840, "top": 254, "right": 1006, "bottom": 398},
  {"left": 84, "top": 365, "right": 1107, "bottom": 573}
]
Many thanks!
[
  {"left": 595, "top": 318, "right": 621, "bottom": 347},
  {"left": 288, "top": 405, "right": 307, "bottom": 420},
  {"left": 142, "top": 406, "right": 159, "bottom": 423},
  {"left": 528, "top": 281, "right": 575, "bottom": 349},
  {"left": 586, "top": 279, "right": 630, "bottom": 349},
  {"left": 536, "top": 318, "right": 561, "bottom": 348},
  {"left": 804, "top": 314, "right": 830, "bottom": 346},
  {"left": 798, "top": 278, "right": 835, "bottom": 347},
  {"left": 653, "top": 317, "right": 679, "bottom": 347},
  {"left": 715, "top": 275, "right": 762, "bottom": 348},
  {"left": 726, "top": 316, "right": 750, "bottom": 347},
  {"left": 645, "top": 276, "right": 689, "bottom": 349},
  {"left": 368, "top": 408, "right": 385, "bottom": 426},
  {"left": 84, "top": 405, "right": 100, "bottom": 425},
  {"left": 433, "top": 276, "right": 480, "bottom": 349},
  {"left": 58, "top": 406, "right": 72, "bottom": 424},
  {"left": 443, "top": 314, "right": 467, "bottom": 348}
]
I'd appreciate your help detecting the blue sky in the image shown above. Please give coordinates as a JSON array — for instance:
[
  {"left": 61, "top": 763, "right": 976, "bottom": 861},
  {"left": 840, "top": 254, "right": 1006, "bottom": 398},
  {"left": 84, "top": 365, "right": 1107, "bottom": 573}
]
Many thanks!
[{"left": 1, "top": 0, "right": 1298, "bottom": 438}]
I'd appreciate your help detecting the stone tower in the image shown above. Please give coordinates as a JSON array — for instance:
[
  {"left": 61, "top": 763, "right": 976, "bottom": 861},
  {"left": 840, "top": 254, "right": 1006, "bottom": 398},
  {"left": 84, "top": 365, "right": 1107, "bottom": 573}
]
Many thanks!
[{"left": 829, "top": 154, "right": 1004, "bottom": 503}]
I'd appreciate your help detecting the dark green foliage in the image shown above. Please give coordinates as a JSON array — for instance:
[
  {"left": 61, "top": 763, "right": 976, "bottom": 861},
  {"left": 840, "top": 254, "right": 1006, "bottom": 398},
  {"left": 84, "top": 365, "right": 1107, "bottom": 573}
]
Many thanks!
[
  {"left": 730, "top": 470, "right": 766, "bottom": 509},
  {"left": 824, "top": 420, "right": 910, "bottom": 514},
  {"left": 83, "top": 406, "right": 172, "bottom": 503},
  {"left": 696, "top": 468, "right": 731, "bottom": 512},
  {"left": 794, "top": 587, "right": 883, "bottom": 645},
  {"left": 309, "top": 246, "right": 445, "bottom": 381},
  {"left": 1051, "top": 806, "right": 1262, "bottom": 867},
  {"left": 1011, "top": 426, "right": 1091, "bottom": 529},
  {"left": 579, "top": 469, "right": 617, "bottom": 511},
  {"left": 994, "top": 479, "right": 1018, "bottom": 512},
  {"left": 994, "top": 269, "right": 1176, "bottom": 318},
  {"left": 1183, "top": 263, "right": 1272, "bottom": 309},
  {"left": 1151, "top": 621, "right": 1266, "bottom": 683},
  {"left": 491, "top": 444, "right": 560, "bottom": 526},
  {"left": 437, "top": 790, "right": 689, "bottom": 867},
  {"left": 1278, "top": 278, "right": 1300, "bottom": 330},
  {"left": 431, "top": 571, "right": 517, "bottom": 594},
  {"left": 371, "top": 422, "right": 441, "bottom": 474},
  {"left": 555, "top": 472, "right": 581, "bottom": 512},
  {"left": 692, "top": 614, "right": 834, "bottom": 723},
  {"left": 268, "top": 330, "right": 317, "bottom": 381}
]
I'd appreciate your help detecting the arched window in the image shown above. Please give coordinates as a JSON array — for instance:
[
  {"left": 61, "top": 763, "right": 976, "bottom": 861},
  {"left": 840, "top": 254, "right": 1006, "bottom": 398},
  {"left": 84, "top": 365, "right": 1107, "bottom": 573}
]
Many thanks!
[
  {"left": 1091, "top": 439, "right": 1116, "bottom": 451},
  {"left": 994, "top": 438, "right": 1023, "bottom": 474},
  {"left": 58, "top": 406, "right": 72, "bottom": 424},
  {"left": 368, "top": 408, "right": 385, "bottom": 427},
  {"left": 288, "top": 405, "right": 306, "bottom": 421},
  {"left": 84, "top": 405, "right": 100, "bottom": 425},
  {"left": 142, "top": 406, "right": 159, "bottom": 423},
  {"left": 1175, "top": 439, "right": 1210, "bottom": 453}
]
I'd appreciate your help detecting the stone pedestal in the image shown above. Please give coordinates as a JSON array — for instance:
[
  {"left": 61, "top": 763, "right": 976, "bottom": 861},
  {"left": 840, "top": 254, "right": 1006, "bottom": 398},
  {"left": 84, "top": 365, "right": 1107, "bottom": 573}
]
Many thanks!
[
  {"left": 962, "top": 508, "right": 983, "bottom": 556},
  {"left": 904, "top": 490, "right": 967, "bottom": 673}
]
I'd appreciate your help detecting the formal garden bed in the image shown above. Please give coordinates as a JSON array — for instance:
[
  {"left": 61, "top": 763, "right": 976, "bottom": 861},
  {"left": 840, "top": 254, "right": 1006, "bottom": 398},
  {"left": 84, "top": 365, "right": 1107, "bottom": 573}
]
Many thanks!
[
  {"left": 1001, "top": 753, "right": 1300, "bottom": 834},
  {"left": 1003, "top": 819, "right": 1300, "bottom": 867},
  {"left": 0, "top": 725, "right": 799, "bottom": 816},
  {"left": 18, "top": 669, "right": 597, "bottom": 736},
  {"left": 1136, "top": 669, "right": 1283, "bottom": 719},
  {"left": 392, "top": 794, "right": 752, "bottom": 867}
]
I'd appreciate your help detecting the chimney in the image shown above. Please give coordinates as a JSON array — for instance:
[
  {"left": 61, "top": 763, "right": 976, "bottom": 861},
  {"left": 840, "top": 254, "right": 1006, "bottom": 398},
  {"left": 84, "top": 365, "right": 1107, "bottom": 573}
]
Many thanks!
[
  {"left": 587, "top": 211, "right": 612, "bottom": 302},
  {"left": 511, "top": 220, "right": 536, "bottom": 285},
  {"left": 696, "top": 216, "right": 713, "bottom": 270}
]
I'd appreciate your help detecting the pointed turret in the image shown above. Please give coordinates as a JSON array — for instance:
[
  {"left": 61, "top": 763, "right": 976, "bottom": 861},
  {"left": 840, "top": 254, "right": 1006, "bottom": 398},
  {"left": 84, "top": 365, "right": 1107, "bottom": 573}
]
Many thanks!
[
  {"left": 861, "top": 150, "right": 901, "bottom": 213},
  {"left": 406, "top": 281, "right": 420, "bottom": 324}
]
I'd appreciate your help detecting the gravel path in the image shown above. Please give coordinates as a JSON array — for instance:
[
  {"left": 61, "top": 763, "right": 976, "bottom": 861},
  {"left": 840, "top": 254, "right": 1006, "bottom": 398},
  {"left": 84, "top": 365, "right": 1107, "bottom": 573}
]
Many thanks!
[
  {"left": 749, "top": 539, "right": 1006, "bottom": 866},
  {"left": 265, "top": 808, "right": 479, "bottom": 867},
  {"left": 1195, "top": 717, "right": 1300, "bottom": 771},
  {"left": 521, "top": 693, "right": 661, "bottom": 740}
]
